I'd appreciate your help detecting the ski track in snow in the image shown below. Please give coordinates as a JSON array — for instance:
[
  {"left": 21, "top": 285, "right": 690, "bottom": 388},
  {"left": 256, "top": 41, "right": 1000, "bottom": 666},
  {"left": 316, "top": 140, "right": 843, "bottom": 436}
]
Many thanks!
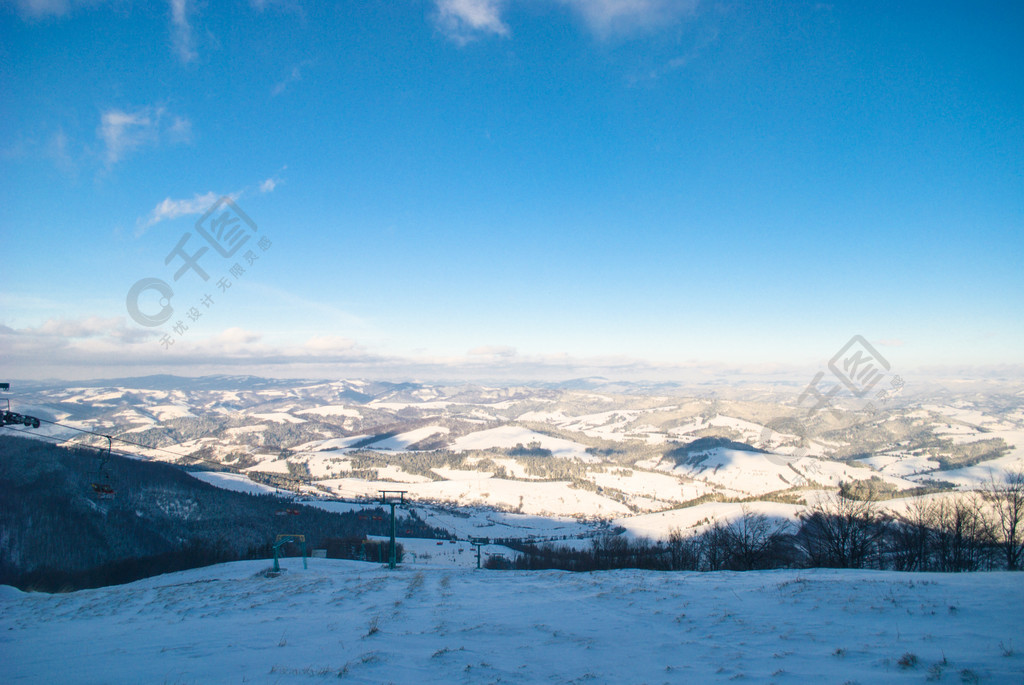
[{"left": 3, "top": 560, "right": 1023, "bottom": 684}]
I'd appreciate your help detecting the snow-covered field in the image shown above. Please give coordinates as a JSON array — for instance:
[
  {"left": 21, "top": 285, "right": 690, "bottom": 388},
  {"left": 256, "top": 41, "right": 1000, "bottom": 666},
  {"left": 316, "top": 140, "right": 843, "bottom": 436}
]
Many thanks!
[
  {"left": 189, "top": 470, "right": 291, "bottom": 496},
  {"left": 315, "top": 475, "right": 633, "bottom": 518},
  {"left": 3, "top": 560, "right": 1022, "bottom": 684},
  {"left": 451, "top": 425, "right": 595, "bottom": 461}
]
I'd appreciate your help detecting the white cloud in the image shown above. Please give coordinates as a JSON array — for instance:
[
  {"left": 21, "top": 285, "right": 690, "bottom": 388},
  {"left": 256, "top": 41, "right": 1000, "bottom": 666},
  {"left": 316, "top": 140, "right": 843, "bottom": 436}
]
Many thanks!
[
  {"left": 9, "top": 0, "right": 202, "bottom": 62},
  {"left": 248, "top": 0, "right": 279, "bottom": 9},
  {"left": 7, "top": 0, "right": 76, "bottom": 18},
  {"left": 304, "top": 335, "right": 358, "bottom": 352},
  {"left": 271, "top": 63, "right": 310, "bottom": 97},
  {"left": 137, "top": 191, "right": 220, "bottom": 234},
  {"left": 30, "top": 316, "right": 124, "bottom": 338},
  {"left": 168, "top": 115, "right": 193, "bottom": 143},
  {"left": 258, "top": 166, "right": 286, "bottom": 193},
  {"left": 136, "top": 171, "right": 279, "bottom": 233},
  {"left": 6, "top": 317, "right": 155, "bottom": 348},
  {"left": 432, "top": 0, "right": 698, "bottom": 42},
  {"left": 169, "top": 0, "right": 197, "bottom": 63},
  {"left": 4, "top": 316, "right": 1021, "bottom": 385},
  {"left": 207, "top": 327, "right": 264, "bottom": 348},
  {"left": 99, "top": 108, "right": 159, "bottom": 165},
  {"left": 434, "top": 0, "right": 509, "bottom": 43},
  {"left": 98, "top": 105, "right": 190, "bottom": 166},
  {"left": 468, "top": 345, "right": 517, "bottom": 358},
  {"left": 558, "top": 0, "right": 698, "bottom": 35},
  {"left": 45, "top": 128, "right": 75, "bottom": 174}
]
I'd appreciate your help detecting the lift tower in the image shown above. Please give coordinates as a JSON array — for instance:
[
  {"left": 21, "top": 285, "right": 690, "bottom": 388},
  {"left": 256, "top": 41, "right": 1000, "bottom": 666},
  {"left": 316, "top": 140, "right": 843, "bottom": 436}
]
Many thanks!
[{"left": 378, "top": 490, "right": 407, "bottom": 569}]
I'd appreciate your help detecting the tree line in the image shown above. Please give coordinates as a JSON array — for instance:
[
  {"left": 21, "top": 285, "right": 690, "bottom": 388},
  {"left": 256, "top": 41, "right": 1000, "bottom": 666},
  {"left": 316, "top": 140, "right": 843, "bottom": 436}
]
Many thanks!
[{"left": 502, "top": 475, "right": 1024, "bottom": 573}]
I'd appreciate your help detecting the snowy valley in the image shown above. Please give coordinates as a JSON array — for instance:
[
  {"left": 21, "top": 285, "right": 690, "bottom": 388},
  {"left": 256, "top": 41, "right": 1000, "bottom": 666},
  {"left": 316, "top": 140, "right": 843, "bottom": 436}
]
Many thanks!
[{"left": 6, "top": 376, "right": 1023, "bottom": 544}]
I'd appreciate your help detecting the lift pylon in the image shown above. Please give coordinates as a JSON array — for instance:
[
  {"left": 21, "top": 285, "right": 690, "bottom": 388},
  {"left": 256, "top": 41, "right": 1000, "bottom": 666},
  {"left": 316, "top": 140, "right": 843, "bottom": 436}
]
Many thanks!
[{"left": 379, "top": 490, "right": 408, "bottom": 569}]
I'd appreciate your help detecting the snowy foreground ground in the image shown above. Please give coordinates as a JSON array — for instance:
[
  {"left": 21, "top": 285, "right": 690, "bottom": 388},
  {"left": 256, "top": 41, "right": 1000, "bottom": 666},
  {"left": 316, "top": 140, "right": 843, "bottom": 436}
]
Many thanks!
[{"left": 3, "top": 561, "right": 1023, "bottom": 684}]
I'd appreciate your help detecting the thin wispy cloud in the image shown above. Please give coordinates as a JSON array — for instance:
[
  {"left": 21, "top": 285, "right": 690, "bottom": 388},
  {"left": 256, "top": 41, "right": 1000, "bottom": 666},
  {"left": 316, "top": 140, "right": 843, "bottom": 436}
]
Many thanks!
[
  {"left": 271, "top": 67, "right": 301, "bottom": 97},
  {"left": 168, "top": 0, "right": 196, "bottom": 63},
  {"left": 99, "top": 108, "right": 158, "bottom": 165},
  {"left": 137, "top": 171, "right": 280, "bottom": 233},
  {"left": 7, "top": 112, "right": 185, "bottom": 175},
  {"left": 98, "top": 105, "right": 190, "bottom": 166},
  {"left": 468, "top": 345, "right": 518, "bottom": 358},
  {"left": 98, "top": 105, "right": 192, "bottom": 167},
  {"left": 5, "top": 316, "right": 155, "bottom": 346},
  {"left": 44, "top": 128, "right": 76, "bottom": 174},
  {"left": 248, "top": 0, "right": 297, "bottom": 11},
  {"left": 167, "top": 115, "right": 193, "bottom": 143},
  {"left": 271, "top": 61, "right": 314, "bottom": 97},
  {"left": 6, "top": 0, "right": 88, "bottom": 19},
  {"left": 433, "top": 0, "right": 698, "bottom": 43},
  {"left": 558, "top": 0, "right": 698, "bottom": 36},
  {"left": 258, "top": 165, "right": 286, "bottom": 193},
  {"left": 28, "top": 316, "right": 125, "bottom": 338},
  {"left": 8, "top": 0, "right": 202, "bottom": 63},
  {"left": 434, "top": 0, "right": 509, "bottom": 43},
  {"left": 137, "top": 191, "right": 221, "bottom": 235}
]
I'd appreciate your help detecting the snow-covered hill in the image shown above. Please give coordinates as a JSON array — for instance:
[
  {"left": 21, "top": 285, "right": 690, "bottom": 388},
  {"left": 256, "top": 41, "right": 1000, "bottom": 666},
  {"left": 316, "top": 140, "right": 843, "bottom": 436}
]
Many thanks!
[
  {"left": 4, "top": 559, "right": 1022, "bottom": 684},
  {"left": 5, "top": 377, "right": 1024, "bottom": 544}
]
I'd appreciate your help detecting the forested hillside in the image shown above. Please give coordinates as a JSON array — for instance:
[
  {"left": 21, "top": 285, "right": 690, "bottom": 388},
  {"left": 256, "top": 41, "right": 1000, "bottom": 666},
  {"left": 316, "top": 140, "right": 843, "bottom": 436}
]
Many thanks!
[{"left": 0, "top": 435, "right": 439, "bottom": 591}]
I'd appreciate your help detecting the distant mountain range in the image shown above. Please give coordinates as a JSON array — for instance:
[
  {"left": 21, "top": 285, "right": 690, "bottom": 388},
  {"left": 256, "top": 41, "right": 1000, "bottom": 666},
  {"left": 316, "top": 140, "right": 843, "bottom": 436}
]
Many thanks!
[{"left": 2, "top": 375, "right": 1022, "bottom": 543}]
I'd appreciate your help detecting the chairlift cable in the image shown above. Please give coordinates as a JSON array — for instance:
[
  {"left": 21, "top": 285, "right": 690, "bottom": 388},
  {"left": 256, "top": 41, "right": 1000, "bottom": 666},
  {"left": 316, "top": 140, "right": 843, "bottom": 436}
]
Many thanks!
[
  {"left": 2, "top": 419, "right": 238, "bottom": 474},
  {"left": 29, "top": 416, "right": 239, "bottom": 471}
]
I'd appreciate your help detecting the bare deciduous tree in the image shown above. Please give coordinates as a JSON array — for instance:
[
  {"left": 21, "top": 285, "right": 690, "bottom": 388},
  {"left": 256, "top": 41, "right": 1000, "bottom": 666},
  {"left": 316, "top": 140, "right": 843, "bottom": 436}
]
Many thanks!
[
  {"left": 930, "top": 493, "right": 994, "bottom": 572},
  {"left": 699, "top": 521, "right": 729, "bottom": 572},
  {"left": 796, "top": 489, "right": 886, "bottom": 568},
  {"left": 888, "top": 497, "right": 933, "bottom": 572},
  {"left": 986, "top": 470, "right": 1024, "bottom": 570},
  {"left": 721, "top": 507, "right": 791, "bottom": 571},
  {"left": 666, "top": 527, "right": 701, "bottom": 571}
]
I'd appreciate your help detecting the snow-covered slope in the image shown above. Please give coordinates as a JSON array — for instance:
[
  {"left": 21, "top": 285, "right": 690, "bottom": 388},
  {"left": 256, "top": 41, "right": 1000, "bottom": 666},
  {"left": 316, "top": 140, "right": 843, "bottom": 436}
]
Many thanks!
[
  {"left": 664, "top": 445, "right": 919, "bottom": 497},
  {"left": 4, "top": 560, "right": 1022, "bottom": 684},
  {"left": 450, "top": 425, "right": 593, "bottom": 460},
  {"left": 8, "top": 376, "right": 1024, "bottom": 536}
]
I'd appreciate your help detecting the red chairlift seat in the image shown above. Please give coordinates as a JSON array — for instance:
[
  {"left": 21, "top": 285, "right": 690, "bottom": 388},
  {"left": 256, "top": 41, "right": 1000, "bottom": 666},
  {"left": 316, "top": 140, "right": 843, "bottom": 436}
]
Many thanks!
[{"left": 91, "top": 482, "right": 115, "bottom": 497}]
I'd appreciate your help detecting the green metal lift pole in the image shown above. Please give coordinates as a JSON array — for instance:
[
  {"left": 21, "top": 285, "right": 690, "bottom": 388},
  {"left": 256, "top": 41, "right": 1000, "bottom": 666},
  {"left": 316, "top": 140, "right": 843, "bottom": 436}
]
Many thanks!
[
  {"left": 388, "top": 500, "right": 397, "bottom": 569},
  {"left": 470, "top": 537, "right": 488, "bottom": 570},
  {"left": 379, "top": 490, "right": 407, "bottom": 570}
]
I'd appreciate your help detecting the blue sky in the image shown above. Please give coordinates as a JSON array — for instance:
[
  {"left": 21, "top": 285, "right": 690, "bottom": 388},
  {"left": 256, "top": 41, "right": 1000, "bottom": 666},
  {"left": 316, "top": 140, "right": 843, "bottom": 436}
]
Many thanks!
[{"left": 1, "top": 0, "right": 1022, "bottom": 382}]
